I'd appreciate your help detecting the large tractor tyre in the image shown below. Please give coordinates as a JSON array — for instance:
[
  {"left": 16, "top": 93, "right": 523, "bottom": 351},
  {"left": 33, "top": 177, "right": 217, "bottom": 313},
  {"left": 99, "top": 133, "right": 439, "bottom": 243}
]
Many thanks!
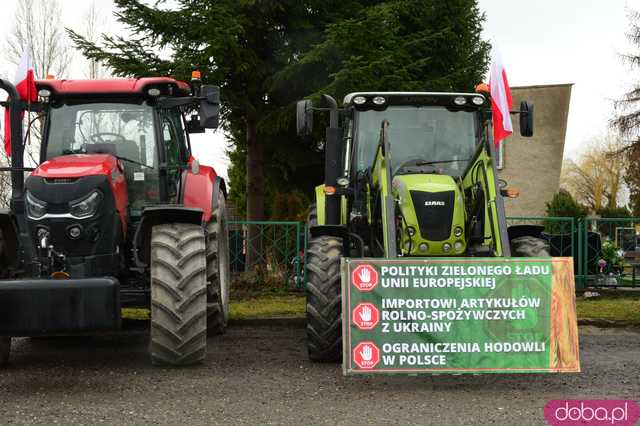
[
  {"left": 206, "top": 192, "right": 231, "bottom": 335},
  {"left": 306, "top": 235, "right": 343, "bottom": 362},
  {"left": 307, "top": 203, "right": 317, "bottom": 227},
  {"left": 0, "top": 337, "right": 10, "bottom": 367},
  {"left": 150, "top": 223, "right": 208, "bottom": 366},
  {"left": 511, "top": 236, "right": 550, "bottom": 257}
]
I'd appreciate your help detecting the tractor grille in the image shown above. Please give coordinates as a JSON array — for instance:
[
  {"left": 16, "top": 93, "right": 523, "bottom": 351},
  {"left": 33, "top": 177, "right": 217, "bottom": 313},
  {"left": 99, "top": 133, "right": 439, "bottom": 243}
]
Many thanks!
[
  {"left": 45, "top": 178, "right": 79, "bottom": 184},
  {"left": 410, "top": 190, "right": 455, "bottom": 241}
]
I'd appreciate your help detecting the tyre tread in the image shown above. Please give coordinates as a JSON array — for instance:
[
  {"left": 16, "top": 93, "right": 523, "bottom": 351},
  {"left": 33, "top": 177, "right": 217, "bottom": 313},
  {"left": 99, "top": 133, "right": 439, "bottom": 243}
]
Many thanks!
[{"left": 150, "top": 223, "right": 207, "bottom": 366}]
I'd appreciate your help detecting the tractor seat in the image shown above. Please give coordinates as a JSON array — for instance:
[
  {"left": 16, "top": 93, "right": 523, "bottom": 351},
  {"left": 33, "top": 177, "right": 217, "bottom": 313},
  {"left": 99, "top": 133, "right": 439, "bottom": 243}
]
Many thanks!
[{"left": 117, "top": 139, "right": 141, "bottom": 163}]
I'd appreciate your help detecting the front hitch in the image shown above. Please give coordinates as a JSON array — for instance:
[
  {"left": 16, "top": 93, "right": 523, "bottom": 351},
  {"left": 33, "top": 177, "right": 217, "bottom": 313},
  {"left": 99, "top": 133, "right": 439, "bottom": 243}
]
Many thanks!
[{"left": 36, "top": 230, "right": 67, "bottom": 277}]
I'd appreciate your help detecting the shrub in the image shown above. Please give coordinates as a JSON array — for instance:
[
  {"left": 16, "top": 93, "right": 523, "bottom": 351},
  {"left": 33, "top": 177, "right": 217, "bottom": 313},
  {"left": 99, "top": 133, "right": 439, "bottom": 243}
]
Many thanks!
[{"left": 545, "top": 190, "right": 589, "bottom": 219}]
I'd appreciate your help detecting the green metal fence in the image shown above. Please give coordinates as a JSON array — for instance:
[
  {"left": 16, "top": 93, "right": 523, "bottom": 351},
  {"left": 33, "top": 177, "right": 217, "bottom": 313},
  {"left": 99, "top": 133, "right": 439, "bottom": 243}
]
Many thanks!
[
  {"left": 578, "top": 217, "right": 640, "bottom": 289},
  {"left": 506, "top": 216, "right": 576, "bottom": 255},
  {"left": 227, "top": 217, "right": 640, "bottom": 290},
  {"left": 507, "top": 216, "right": 640, "bottom": 289},
  {"left": 229, "top": 221, "right": 303, "bottom": 288}
]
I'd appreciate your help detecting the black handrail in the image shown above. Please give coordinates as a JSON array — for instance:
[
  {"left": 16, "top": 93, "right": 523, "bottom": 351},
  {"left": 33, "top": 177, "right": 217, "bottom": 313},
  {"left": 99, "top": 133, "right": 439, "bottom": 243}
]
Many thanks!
[{"left": 0, "top": 78, "right": 26, "bottom": 207}]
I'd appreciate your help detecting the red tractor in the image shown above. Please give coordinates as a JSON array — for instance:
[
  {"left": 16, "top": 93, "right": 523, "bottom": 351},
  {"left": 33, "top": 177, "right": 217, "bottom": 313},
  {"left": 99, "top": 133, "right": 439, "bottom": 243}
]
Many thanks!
[{"left": 0, "top": 74, "right": 231, "bottom": 366}]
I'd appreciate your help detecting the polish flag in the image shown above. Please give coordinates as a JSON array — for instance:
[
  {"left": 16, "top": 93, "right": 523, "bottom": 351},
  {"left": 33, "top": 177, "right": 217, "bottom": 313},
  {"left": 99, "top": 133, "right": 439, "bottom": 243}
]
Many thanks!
[
  {"left": 489, "top": 46, "right": 513, "bottom": 146},
  {"left": 3, "top": 49, "right": 38, "bottom": 156}
]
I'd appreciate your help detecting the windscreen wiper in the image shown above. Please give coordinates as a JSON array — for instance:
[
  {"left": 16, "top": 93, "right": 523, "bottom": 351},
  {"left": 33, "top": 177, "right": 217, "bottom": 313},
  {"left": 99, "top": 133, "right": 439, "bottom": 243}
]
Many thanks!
[
  {"left": 116, "top": 156, "right": 152, "bottom": 169},
  {"left": 416, "top": 159, "right": 470, "bottom": 166},
  {"left": 62, "top": 148, "right": 86, "bottom": 155}
]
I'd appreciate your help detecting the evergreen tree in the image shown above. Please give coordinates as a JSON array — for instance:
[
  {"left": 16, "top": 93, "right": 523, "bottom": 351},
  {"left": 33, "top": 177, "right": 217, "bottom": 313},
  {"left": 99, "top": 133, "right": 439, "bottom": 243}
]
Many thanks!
[
  {"left": 68, "top": 0, "right": 489, "bottom": 220},
  {"left": 230, "top": 0, "right": 490, "bottom": 217},
  {"left": 546, "top": 190, "right": 590, "bottom": 219}
]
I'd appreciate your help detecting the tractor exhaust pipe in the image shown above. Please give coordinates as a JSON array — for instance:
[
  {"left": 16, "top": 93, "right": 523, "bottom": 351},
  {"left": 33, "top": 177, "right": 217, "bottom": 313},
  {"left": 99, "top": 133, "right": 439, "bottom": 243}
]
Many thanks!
[
  {"left": 321, "top": 94, "right": 341, "bottom": 225},
  {"left": 0, "top": 78, "right": 26, "bottom": 204}
]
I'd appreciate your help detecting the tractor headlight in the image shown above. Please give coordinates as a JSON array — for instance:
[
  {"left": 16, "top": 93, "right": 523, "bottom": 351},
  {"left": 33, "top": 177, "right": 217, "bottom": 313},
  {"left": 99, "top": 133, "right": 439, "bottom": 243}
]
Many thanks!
[
  {"left": 453, "top": 96, "right": 467, "bottom": 106},
  {"left": 69, "top": 191, "right": 103, "bottom": 218},
  {"left": 26, "top": 192, "right": 47, "bottom": 219},
  {"left": 353, "top": 96, "right": 367, "bottom": 105}
]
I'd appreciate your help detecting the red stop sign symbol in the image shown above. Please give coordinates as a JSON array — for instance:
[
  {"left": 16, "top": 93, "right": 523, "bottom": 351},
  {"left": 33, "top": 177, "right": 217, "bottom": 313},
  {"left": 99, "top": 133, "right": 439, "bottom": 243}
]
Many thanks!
[
  {"left": 351, "top": 264, "right": 378, "bottom": 292},
  {"left": 352, "top": 303, "right": 379, "bottom": 330},
  {"left": 353, "top": 341, "right": 380, "bottom": 369}
]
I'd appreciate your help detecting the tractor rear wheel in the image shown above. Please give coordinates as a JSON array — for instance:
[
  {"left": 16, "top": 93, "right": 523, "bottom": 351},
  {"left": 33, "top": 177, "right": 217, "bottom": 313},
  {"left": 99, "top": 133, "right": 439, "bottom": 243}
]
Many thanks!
[
  {"left": 306, "top": 235, "right": 343, "bottom": 362},
  {"left": 150, "top": 223, "right": 207, "bottom": 366},
  {"left": 206, "top": 192, "right": 231, "bottom": 335},
  {"left": 0, "top": 337, "right": 10, "bottom": 366},
  {"left": 511, "top": 236, "right": 550, "bottom": 257}
]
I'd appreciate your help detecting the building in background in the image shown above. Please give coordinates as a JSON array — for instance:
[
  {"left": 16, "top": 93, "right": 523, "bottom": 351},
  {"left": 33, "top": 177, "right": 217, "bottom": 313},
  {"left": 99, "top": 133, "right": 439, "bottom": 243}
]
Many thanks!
[{"left": 498, "top": 84, "right": 573, "bottom": 216}]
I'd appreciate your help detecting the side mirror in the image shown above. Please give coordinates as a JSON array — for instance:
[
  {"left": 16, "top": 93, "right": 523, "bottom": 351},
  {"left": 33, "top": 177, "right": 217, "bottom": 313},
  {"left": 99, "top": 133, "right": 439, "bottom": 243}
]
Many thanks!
[
  {"left": 519, "top": 101, "right": 534, "bottom": 137},
  {"left": 296, "top": 99, "right": 313, "bottom": 136},
  {"left": 199, "top": 84, "right": 220, "bottom": 129},
  {"left": 186, "top": 115, "right": 205, "bottom": 133}
]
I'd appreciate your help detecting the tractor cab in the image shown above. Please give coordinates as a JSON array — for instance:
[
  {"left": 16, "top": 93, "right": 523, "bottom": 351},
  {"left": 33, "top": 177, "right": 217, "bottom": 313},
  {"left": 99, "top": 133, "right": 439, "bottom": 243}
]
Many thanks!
[
  {"left": 36, "top": 78, "right": 211, "bottom": 215},
  {"left": 342, "top": 93, "right": 491, "bottom": 257},
  {"left": 297, "top": 91, "right": 535, "bottom": 260},
  {"left": 344, "top": 92, "right": 482, "bottom": 178},
  {"left": 43, "top": 100, "right": 160, "bottom": 210}
]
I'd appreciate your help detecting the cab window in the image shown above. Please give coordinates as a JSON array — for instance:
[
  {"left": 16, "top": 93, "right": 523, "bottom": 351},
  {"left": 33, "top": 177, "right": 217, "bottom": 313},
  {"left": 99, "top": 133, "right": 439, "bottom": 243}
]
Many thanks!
[{"left": 159, "top": 110, "right": 187, "bottom": 200}]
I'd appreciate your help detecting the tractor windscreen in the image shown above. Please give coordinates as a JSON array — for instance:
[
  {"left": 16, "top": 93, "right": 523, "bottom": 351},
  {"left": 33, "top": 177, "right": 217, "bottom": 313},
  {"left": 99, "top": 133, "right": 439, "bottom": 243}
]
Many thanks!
[
  {"left": 355, "top": 106, "right": 477, "bottom": 177},
  {"left": 46, "top": 102, "right": 156, "bottom": 168},
  {"left": 45, "top": 102, "right": 160, "bottom": 208}
]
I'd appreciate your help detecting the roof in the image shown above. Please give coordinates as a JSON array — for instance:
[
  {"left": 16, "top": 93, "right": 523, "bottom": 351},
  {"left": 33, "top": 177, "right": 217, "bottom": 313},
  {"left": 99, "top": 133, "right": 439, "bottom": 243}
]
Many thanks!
[
  {"left": 511, "top": 83, "right": 574, "bottom": 90},
  {"left": 36, "top": 77, "right": 191, "bottom": 97}
]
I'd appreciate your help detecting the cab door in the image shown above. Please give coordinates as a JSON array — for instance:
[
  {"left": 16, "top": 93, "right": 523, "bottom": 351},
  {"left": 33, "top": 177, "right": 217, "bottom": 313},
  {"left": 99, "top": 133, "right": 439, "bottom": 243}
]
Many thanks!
[{"left": 159, "top": 109, "right": 188, "bottom": 202}]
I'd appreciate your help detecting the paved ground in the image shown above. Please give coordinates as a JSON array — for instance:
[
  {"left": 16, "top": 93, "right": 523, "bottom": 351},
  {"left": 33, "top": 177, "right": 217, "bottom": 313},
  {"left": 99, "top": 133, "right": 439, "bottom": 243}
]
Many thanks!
[{"left": 0, "top": 323, "right": 638, "bottom": 425}]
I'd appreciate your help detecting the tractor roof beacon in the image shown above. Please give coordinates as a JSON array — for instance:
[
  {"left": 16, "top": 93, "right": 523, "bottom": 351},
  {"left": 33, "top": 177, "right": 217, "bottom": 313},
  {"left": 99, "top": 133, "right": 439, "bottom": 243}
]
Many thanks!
[
  {"left": 297, "top": 90, "right": 546, "bottom": 362},
  {"left": 0, "top": 74, "right": 231, "bottom": 366}
]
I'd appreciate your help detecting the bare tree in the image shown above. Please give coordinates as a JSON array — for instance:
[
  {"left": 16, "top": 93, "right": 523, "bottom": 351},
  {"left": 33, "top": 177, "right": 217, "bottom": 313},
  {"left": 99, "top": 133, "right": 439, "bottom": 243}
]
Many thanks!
[
  {"left": 81, "top": 0, "right": 111, "bottom": 79},
  {"left": 560, "top": 133, "right": 629, "bottom": 211},
  {"left": 614, "top": 9, "right": 640, "bottom": 215},
  {"left": 1, "top": 0, "right": 73, "bottom": 204},
  {"left": 6, "top": 0, "right": 73, "bottom": 79}
]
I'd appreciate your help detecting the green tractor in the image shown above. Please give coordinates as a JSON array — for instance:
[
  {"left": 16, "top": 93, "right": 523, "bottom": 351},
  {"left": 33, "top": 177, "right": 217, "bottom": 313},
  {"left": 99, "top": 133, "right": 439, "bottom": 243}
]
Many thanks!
[{"left": 297, "top": 91, "right": 547, "bottom": 362}]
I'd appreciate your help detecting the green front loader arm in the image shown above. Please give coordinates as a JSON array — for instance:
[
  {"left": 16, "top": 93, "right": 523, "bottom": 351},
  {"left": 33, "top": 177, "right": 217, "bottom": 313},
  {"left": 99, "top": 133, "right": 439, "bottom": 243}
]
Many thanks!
[
  {"left": 369, "top": 122, "right": 397, "bottom": 258},
  {"left": 461, "top": 143, "right": 510, "bottom": 256}
]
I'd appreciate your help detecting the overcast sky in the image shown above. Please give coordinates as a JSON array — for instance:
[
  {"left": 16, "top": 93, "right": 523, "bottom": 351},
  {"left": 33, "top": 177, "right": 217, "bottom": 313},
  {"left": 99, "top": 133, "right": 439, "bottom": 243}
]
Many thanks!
[{"left": 1, "top": 0, "right": 638, "bottom": 181}]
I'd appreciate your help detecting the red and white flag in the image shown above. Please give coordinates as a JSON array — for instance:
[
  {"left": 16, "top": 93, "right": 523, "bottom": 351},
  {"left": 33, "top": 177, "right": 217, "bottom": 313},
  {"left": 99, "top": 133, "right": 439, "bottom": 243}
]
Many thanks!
[
  {"left": 489, "top": 46, "right": 513, "bottom": 146},
  {"left": 3, "top": 48, "right": 37, "bottom": 156}
]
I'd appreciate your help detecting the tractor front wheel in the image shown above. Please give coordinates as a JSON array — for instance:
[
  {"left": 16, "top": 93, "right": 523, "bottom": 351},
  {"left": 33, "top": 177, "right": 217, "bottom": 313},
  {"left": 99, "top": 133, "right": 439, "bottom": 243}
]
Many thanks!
[
  {"left": 150, "top": 223, "right": 208, "bottom": 366},
  {"left": 305, "top": 235, "right": 343, "bottom": 362},
  {"left": 0, "top": 337, "right": 10, "bottom": 366}
]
